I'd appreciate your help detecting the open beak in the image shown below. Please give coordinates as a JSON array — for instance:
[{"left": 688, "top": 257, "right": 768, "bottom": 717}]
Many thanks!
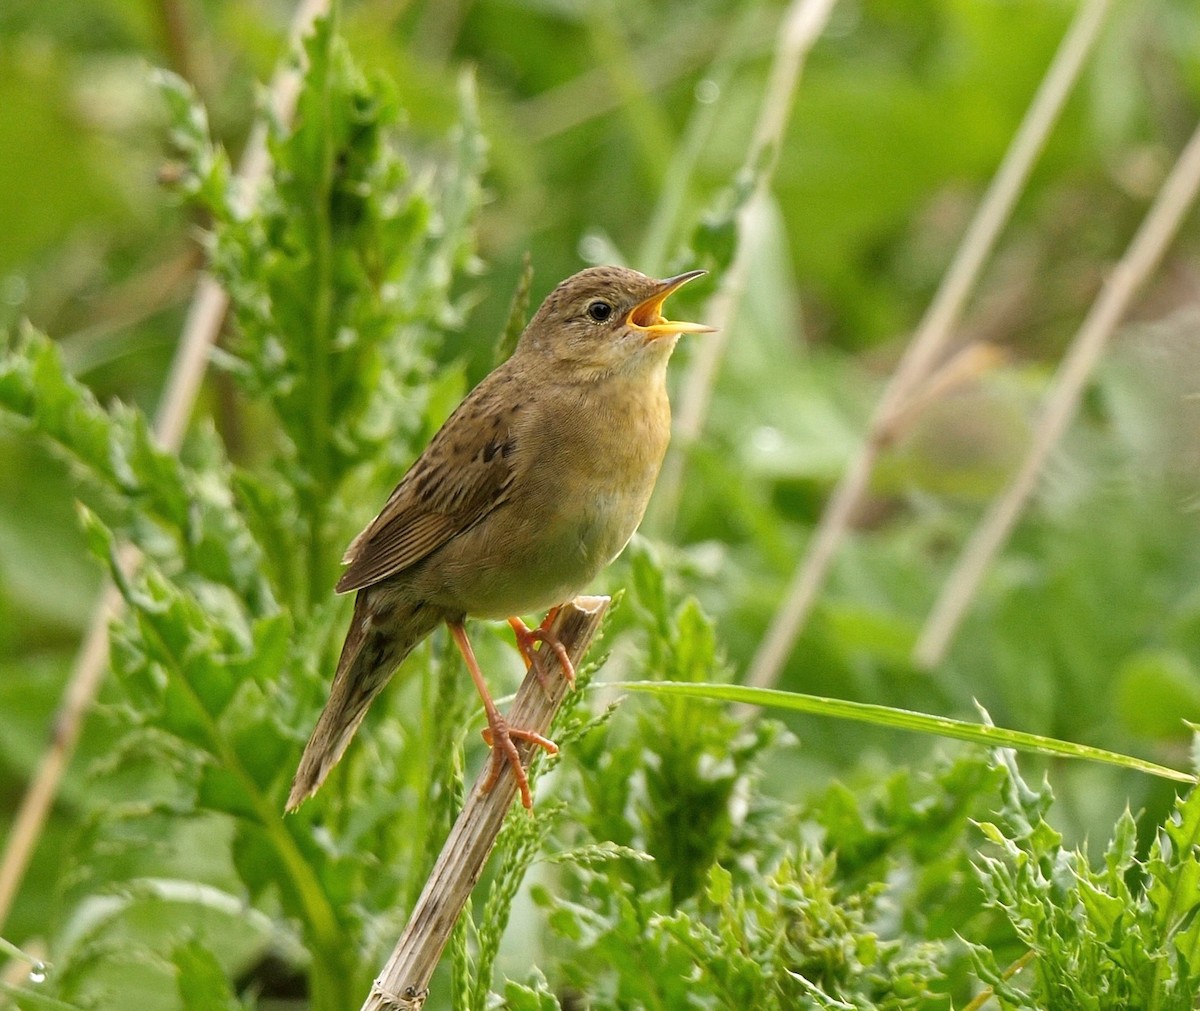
[{"left": 627, "top": 269, "right": 717, "bottom": 340}]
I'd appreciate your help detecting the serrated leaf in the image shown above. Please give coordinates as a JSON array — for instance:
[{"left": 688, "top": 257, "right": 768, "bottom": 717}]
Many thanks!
[
  {"left": 0, "top": 327, "right": 268, "bottom": 602},
  {"left": 1076, "top": 876, "right": 1127, "bottom": 941},
  {"left": 705, "top": 862, "right": 732, "bottom": 906},
  {"left": 501, "top": 970, "right": 561, "bottom": 1011},
  {"left": 670, "top": 597, "right": 717, "bottom": 683}
]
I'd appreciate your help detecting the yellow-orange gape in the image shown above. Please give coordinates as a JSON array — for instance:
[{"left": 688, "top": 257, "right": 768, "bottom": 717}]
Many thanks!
[{"left": 287, "top": 266, "right": 714, "bottom": 811}]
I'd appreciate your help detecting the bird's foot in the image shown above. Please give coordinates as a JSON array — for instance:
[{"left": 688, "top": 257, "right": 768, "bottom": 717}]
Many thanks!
[
  {"left": 508, "top": 607, "right": 576, "bottom": 699},
  {"left": 450, "top": 619, "right": 558, "bottom": 811},
  {"left": 481, "top": 717, "right": 558, "bottom": 810}
]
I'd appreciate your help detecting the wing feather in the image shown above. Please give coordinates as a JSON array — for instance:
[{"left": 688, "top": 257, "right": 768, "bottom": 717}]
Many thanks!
[{"left": 335, "top": 381, "right": 521, "bottom": 593}]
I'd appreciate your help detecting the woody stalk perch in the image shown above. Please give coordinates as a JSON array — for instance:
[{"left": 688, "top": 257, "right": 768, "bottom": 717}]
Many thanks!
[{"left": 361, "top": 595, "right": 609, "bottom": 1011}]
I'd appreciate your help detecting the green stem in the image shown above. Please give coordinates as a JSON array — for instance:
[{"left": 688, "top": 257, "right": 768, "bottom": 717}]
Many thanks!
[
  {"left": 584, "top": 2, "right": 674, "bottom": 190},
  {"left": 0, "top": 933, "right": 44, "bottom": 971},
  {"left": 303, "top": 23, "right": 339, "bottom": 606}
]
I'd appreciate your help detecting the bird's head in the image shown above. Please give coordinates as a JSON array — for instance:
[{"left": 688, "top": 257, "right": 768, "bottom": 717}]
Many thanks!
[{"left": 519, "top": 265, "right": 714, "bottom": 378}]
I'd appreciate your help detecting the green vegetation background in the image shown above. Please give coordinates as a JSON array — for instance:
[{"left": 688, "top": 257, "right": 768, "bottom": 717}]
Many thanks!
[{"left": 2, "top": 0, "right": 1200, "bottom": 1008}]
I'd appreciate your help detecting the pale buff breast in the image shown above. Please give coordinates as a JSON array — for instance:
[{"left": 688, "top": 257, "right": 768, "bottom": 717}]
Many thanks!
[{"left": 411, "top": 371, "right": 671, "bottom": 619}]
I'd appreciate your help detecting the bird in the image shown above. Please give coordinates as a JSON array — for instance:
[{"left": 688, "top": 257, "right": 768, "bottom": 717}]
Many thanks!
[{"left": 286, "top": 265, "right": 714, "bottom": 812}]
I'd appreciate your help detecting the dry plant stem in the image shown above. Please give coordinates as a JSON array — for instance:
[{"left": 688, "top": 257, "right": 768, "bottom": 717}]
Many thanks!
[
  {"left": 0, "top": 0, "right": 330, "bottom": 934},
  {"left": 156, "top": 0, "right": 200, "bottom": 89},
  {"left": 362, "top": 596, "right": 609, "bottom": 1011},
  {"left": 914, "top": 114, "right": 1200, "bottom": 668},
  {"left": 740, "top": 0, "right": 1111, "bottom": 702},
  {"left": 653, "top": 0, "right": 837, "bottom": 529},
  {"left": 882, "top": 342, "right": 1006, "bottom": 442},
  {"left": 0, "top": 576, "right": 126, "bottom": 927},
  {"left": 61, "top": 247, "right": 202, "bottom": 362}
]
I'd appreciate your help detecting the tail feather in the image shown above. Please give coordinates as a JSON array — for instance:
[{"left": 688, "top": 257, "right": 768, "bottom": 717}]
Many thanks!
[{"left": 286, "top": 591, "right": 441, "bottom": 811}]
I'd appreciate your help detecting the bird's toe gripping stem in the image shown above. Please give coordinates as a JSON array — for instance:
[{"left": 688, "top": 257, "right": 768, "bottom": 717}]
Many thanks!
[{"left": 508, "top": 606, "right": 576, "bottom": 697}]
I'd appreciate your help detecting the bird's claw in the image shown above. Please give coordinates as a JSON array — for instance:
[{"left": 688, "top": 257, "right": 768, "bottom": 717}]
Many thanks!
[
  {"left": 508, "top": 608, "right": 576, "bottom": 699},
  {"left": 480, "top": 718, "right": 558, "bottom": 809}
]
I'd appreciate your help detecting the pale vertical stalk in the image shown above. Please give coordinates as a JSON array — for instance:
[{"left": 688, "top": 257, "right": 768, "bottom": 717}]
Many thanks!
[
  {"left": 0, "top": 0, "right": 329, "bottom": 932},
  {"left": 651, "top": 0, "right": 838, "bottom": 530},
  {"left": 362, "top": 598, "right": 609, "bottom": 1011},
  {"left": 914, "top": 116, "right": 1200, "bottom": 668},
  {"left": 742, "top": 0, "right": 1110, "bottom": 698}
]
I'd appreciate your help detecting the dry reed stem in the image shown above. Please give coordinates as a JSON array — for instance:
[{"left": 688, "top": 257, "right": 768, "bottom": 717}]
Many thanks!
[
  {"left": 651, "top": 0, "right": 838, "bottom": 530},
  {"left": 914, "top": 115, "right": 1200, "bottom": 668},
  {"left": 741, "top": 0, "right": 1111, "bottom": 701},
  {"left": 361, "top": 597, "right": 609, "bottom": 1011},
  {"left": 0, "top": 0, "right": 329, "bottom": 932}
]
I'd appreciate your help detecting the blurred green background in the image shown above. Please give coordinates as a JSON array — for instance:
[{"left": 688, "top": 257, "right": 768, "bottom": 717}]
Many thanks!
[{"left": 3, "top": 0, "right": 1200, "bottom": 996}]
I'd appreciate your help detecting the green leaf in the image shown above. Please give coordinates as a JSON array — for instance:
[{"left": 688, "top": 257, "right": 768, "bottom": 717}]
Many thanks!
[
  {"left": 153, "top": 70, "right": 231, "bottom": 214},
  {"left": 172, "top": 940, "right": 244, "bottom": 1011},
  {"left": 1117, "top": 650, "right": 1200, "bottom": 740},
  {"left": 1148, "top": 787, "right": 1200, "bottom": 956},
  {"left": 501, "top": 970, "right": 562, "bottom": 1011},
  {"left": 0, "top": 327, "right": 271, "bottom": 607},
  {"left": 973, "top": 752, "right": 1200, "bottom": 1005},
  {"left": 196, "top": 765, "right": 257, "bottom": 820},
  {"left": 609, "top": 680, "right": 1196, "bottom": 784}
]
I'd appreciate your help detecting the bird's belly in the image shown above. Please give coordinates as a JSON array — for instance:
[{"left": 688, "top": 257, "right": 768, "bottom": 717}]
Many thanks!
[{"left": 427, "top": 485, "right": 646, "bottom": 620}]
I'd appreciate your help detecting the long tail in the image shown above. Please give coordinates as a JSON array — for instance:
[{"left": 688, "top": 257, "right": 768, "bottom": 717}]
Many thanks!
[{"left": 286, "top": 590, "right": 441, "bottom": 811}]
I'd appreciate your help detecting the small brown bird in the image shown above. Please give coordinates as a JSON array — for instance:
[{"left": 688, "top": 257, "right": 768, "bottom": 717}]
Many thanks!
[{"left": 286, "top": 265, "right": 713, "bottom": 811}]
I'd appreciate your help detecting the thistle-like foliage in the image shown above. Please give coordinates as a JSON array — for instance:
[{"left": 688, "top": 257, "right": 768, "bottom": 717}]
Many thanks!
[
  {"left": 971, "top": 749, "right": 1200, "bottom": 1009},
  {"left": 1, "top": 17, "right": 484, "bottom": 1010}
]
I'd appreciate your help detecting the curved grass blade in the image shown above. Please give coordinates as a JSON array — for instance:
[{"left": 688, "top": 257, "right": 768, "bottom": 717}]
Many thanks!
[{"left": 605, "top": 681, "right": 1195, "bottom": 785}]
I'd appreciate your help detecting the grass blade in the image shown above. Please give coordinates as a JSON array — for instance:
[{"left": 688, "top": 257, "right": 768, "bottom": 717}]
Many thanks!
[{"left": 606, "top": 680, "right": 1195, "bottom": 785}]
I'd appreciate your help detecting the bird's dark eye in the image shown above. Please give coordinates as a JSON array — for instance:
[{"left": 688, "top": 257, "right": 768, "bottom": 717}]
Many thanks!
[{"left": 586, "top": 300, "right": 614, "bottom": 323}]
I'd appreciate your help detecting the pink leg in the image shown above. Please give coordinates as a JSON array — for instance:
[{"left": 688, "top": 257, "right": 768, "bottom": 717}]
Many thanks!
[{"left": 448, "top": 621, "right": 556, "bottom": 810}]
